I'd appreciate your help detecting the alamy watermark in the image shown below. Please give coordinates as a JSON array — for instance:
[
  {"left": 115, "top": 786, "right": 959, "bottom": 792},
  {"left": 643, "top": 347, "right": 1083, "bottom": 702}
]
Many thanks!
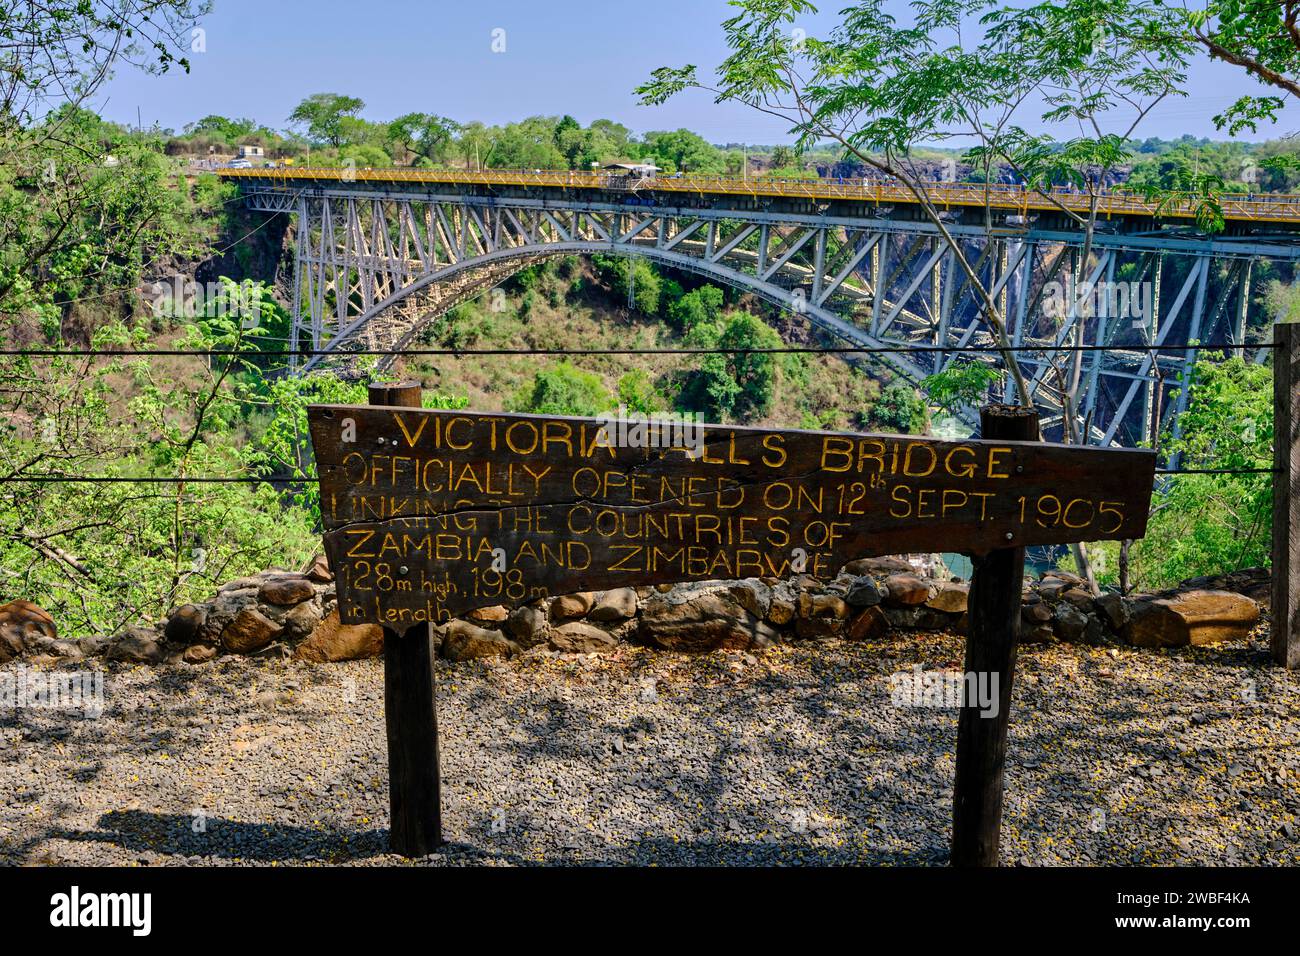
[
  {"left": 1041, "top": 277, "right": 1154, "bottom": 328},
  {"left": 148, "top": 277, "right": 266, "bottom": 327},
  {"left": 1, "top": 665, "right": 104, "bottom": 718},
  {"left": 888, "top": 664, "right": 1000, "bottom": 718},
  {"left": 593, "top": 404, "right": 705, "bottom": 458}
]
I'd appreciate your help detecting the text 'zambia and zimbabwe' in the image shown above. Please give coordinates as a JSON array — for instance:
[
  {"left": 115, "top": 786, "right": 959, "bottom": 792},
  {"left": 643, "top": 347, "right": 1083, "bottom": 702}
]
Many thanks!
[{"left": 307, "top": 406, "right": 1155, "bottom": 629}]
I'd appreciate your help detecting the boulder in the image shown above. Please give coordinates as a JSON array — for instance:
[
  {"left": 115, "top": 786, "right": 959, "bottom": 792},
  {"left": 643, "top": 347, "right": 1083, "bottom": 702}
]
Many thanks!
[
  {"left": 843, "top": 556, "right": 915, "bottom": 576},
  {"left": 1122, "top": 590, "right": 1261, "bottom": 648},
  {"left": 1094, "top": 592, "right": 1129, "bottom": 630},
  {"left": 0, "top": 600, "right": 57, "bottom": 662},
  {"left": 295, "top": 610, "right": 384, "bottom": 663},
  {"left": 504, "top": 605, "right": 548, "bottom": 648},
  {"left": 926, "top": 584, "right": 969, "bottom": 614},
  {"left": 183, "top": 644, "right": 218, "bottom": 665},
  {"left": 1053, "top": 603, "right": 1091, "bottom": 642},
  {"left": 794, "top": 615, "right": 844, "bottom": 639},
  {"left": 283, "top": 599, "right": 324, "bottom": 639},
  {"left": 107, "top": 628, "right": 164, "bottom": 664},
  {"left": 549, "top": 592, "right": 594, "bottom": 622},
  {"left": 845, "top": 578, "right": 883, "bottom": 608},
  {"left": 304, "top": 553, "right": 334, "bottom": 583},
  {"left": 440, "top": 620, "right": 516, "bottom": 661},
  {"left": 639, "top": 590, "right": 767, "bottom": 652},
  {"left": 883, "top": 575, "right": 930, "bottom": 607},
  {"left": 467, "top": 605, "right": 509, "bottom": 624},
  {"left": 728, "top": 579, "right": 772, "bottom": 618},
  {"left": 1022, "top": 602, "right": 1054, "bottom": 624},
  {"left": 257, "top": 575, "right": 316, "bottom": 606},
  {"left": 847, "top": 605, "right": 889, "bottom": 641},
  {"left": 1020, "top": 624, "right": 1057, "bottom": 645},
  {"left": 589, "top": 588, "right": 638, "bottom": 622},
  {"left": 798, "top": 592, "right": 849, "bottom": 620},
  {"left": 163, "top": 604, "right": 206, "bottom": 645},
  {"left": 767, "top": 596, "right": 796, "bottom": 626},
  {"left": 550, "top": 621, "right": 619, "bottom": 654},
  {"left": 221, "top": 607, "right": 283, "bottom": 654}
]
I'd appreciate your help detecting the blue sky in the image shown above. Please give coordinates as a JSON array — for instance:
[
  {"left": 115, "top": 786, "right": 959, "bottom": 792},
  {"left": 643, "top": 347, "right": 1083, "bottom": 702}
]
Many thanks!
[{"left": 97, "top": 0, "right": 1298, "bottom": 144}]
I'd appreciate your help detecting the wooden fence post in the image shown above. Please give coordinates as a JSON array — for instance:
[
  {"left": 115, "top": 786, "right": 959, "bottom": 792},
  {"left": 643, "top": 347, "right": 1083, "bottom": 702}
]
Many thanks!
[
  {"left": 368, "top": 381, "right": 444, "bottom": 855},
  {"left": 951, "top": 404, "right": 1039, "bottom": 866},
  {"left": 1273, "top": 322, "right": 1299, "bottom": 668}
]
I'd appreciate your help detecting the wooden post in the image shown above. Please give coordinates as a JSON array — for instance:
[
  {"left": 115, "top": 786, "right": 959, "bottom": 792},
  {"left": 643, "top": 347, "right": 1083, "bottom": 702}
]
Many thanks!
[
  {"left": 369, "top": 381, "right": 444, "bottom": 855},
  {"left": 1273, "top": 323, "right": 1299, "bottom": 668},
  {"left": 951, "top": 404, "right": 1039, "bottom": 866}
]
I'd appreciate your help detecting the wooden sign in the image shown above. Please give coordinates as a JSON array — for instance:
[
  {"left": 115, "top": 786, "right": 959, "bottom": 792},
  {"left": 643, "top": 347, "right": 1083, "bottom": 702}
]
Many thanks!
[{"left": 308, "top": 405, "right": 1156, "bottom": 633}]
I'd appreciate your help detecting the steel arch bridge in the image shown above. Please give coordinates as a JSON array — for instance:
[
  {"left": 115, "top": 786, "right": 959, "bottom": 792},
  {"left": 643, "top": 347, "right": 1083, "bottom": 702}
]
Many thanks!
[{"left": 220, "top": 168, "right": 1300, "bottom": 445}]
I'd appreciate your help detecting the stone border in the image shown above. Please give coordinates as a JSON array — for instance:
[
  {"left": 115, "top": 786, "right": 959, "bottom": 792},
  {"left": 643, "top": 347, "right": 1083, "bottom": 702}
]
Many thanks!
[{"left": 0, "top": 557, "right": 1267, "bottom": 666}]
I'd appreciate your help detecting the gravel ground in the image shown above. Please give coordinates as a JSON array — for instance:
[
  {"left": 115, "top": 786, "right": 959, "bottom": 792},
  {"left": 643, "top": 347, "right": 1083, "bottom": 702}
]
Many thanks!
[{"left": 2, "top": 629, "right": 1298, "bottom": 867}]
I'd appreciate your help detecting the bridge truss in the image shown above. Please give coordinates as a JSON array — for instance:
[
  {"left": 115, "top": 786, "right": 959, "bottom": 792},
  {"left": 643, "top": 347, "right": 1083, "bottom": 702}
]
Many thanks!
[{"left": 238, "top": 178, "right": 1300, "bottom": 446}]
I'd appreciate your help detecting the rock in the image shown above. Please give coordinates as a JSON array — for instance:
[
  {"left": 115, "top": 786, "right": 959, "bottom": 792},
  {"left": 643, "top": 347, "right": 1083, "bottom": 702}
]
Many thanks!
[
  {"left": 295, "top": 610, "right": 383, "bottom": 662},
  {"left": 163, "top": 604, "right": 206, "bottom": 645},
  {"left": 589, "top": 588, "right": 638, "bottom": 622},
  {"left": 304, "top": 553, "right": 333, "bottom": 583},
  {"left": 1020, "top": 624, "right": 1057, "bottom": 645},
  {"left": 257, "top": 575, "right": 316, "bottom": 606},
  {"left": 883, "top": 575, "right": 930, "bottom": 607},
  {"left": 107, "top": 628, "right": 163, "bottom": 664},
  {"left": 639, "top": 590, "right": 766, "bottom": 652},
  {"left": 728, "top": 579, "right": 772, "bottom": 618},
  {"left": 1043, "top": 570, "right": 1084, "bottom": 587},
  {"left": 926, "top": 584, "right": 969, "bottom": 614},
  {"left": 1053, "top": 603, "right": 1091, "bottom": 642},
  {"left": 1022, "top": 602, "right": 1054, "bottom": 624},
  {"left": 1094, "top": 592, "right": 1129, "bottom": 630},
  {"left": 767, "top": 597, "right": 796, "bottom": 626},
  {"left": 283, "top": 599, "right": 323, "bottom": 638},
  {"left": 1039, "top": 579, "right": 1073, "bottom": 601},
  {"left": 843, "top": 556, "right": 915, "bottom": 576},
  {"left": 550, "top": 621, "right": 618, "bottom": 654},
  {"left": 183, "top": 644, "right": 218, "bottom": 665},
  {"left": 0, "top": 600, "right": 57, "bottom": 661},
  {"left": 845, "top": 578, "right": 883, "bottom": 608},
  {"left": 847, "top": 605, "right": 889, "bottom": 641},
  {"left": 1123, "top": 590, "right": 1261, "bottom": 648},
  {"left": 504, "top": 605, "right": 548, "bottom": 648},
  {"left": 794, "top": 616, "right": 844, "bottom": 639},
  {"left": 441, "top": 620, "right": 516, "bottom": 661},
  {"left": 798, "top": 593, "right": 849, "bottom": 620},
  {"left": 221, "top": 607, "right": 283, "bottom": 654},
  {"left": 550, "top": 592, "right": 595, "bottom": 622},
  {"left": 883, "top": 606, "right": 952, "bottom": 630},
  {"left": 467, "top": 605, "right": 509, "bottom": 623}
]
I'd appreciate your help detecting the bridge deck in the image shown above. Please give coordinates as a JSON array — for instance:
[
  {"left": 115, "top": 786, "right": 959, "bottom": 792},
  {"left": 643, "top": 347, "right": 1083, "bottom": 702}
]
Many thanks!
[{"left": 217, "top": 166, "right": 1300, "bottom": 226}]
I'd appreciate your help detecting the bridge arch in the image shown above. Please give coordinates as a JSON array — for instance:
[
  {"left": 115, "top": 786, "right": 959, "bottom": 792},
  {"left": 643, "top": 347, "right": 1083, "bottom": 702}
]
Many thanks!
[{"left": 301, "top": 241, "right": 933, "bottom": 388}]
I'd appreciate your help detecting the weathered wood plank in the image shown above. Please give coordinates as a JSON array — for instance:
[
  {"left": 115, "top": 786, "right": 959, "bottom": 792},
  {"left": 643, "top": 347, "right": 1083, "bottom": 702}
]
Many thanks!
[
  {"left": 307, "top": 406, "right": 1156, "bottom": 630},
  {"left": 952, "top": 405, "right": 1036, "bottom": 867},
  {"left": 367, "top": 382, "right": 443, "bottom": 858},
  {"left": 1274, "top": 322, "right": 1299, "bottom": 668}
]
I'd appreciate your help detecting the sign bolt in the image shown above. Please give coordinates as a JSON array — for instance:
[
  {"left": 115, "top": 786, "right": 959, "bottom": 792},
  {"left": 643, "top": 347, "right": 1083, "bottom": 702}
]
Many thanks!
[
  {"left": 1005, "top": 532, "right": 1014, "bottom": 541},
  {"left": 399, "top": 566, "right": 409, "bottom": 576}
]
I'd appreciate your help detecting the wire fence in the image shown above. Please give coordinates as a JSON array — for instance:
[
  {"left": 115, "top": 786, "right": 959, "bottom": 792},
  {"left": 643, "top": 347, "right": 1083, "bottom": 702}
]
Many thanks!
[{"left": 1, "top": 339, "right": 1281, "bottom": 482}]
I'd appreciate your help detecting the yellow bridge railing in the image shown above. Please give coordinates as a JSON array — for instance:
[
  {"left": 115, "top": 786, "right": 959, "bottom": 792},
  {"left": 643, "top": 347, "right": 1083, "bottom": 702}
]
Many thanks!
[{"left": 215, "top": 166, "right": 1300, "bottom": 225}]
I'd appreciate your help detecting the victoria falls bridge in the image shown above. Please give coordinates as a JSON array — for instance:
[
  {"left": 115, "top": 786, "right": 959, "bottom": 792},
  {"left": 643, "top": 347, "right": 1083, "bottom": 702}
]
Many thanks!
[{"left": 217, "top": 167, "right": 1300, "bottom": 447}]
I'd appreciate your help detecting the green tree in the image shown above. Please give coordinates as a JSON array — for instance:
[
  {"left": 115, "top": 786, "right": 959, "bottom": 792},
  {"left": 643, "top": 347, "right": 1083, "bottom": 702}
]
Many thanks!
[
  {"left": 288, "top": 93, "right": 366, "bottom": 148},
  {"left": 1181, "top": 0, "right": 1300, "bottom": 133},
  {"left": 871, "top": 383, "right": 930, "bottom": 435},
  {"left": 512, "top": 362, "right": 612, "bottom": 417},
  {"left": 1085, "top": 354, "right": 1274, "bottom": 589},
  {"left": 617, "top": 370, "right": 665, "bottom": 415},
  {"left": 669, "top": 284, "right": 725, "bottom": 332},
  {"left": 682, "top": 313, "right": 786, "bottom": 420}
]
